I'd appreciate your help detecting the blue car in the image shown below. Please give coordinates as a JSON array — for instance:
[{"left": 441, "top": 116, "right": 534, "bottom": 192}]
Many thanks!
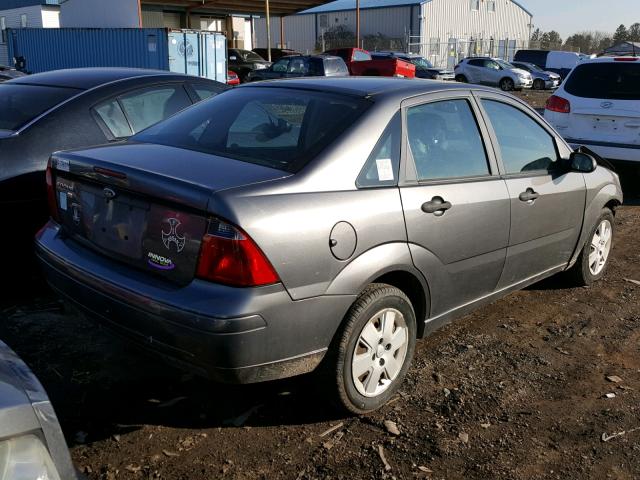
[{"left": 511, "top": 61, "right": 561, "bottom": 90}]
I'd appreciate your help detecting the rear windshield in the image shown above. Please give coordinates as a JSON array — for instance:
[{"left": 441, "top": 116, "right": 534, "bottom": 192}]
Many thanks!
[
  {"left": 0, "top": 84, "right": 80, "bottom": 131},
  {"left": 565, "top": 62, "right": 640, "bottom": 100},
  {"left": 133, "top": 87, "right": 370, "bottom": 172}
]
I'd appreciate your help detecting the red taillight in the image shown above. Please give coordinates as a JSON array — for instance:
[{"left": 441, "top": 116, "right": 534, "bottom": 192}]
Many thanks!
[
  {"left": 614, "top": 57, "right": 638, "bottom": 61},
  {"left": 45, "top": 159, "right": 60, "bottom": 222},
  {"left": 546, "top": 95, "right": 571, "bottom": 114},
  {"left": 196, "top": 219, "right": 280, "bottom": 287}
]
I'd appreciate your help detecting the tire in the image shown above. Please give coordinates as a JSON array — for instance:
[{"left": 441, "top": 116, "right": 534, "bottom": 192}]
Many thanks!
[
  {"left": 326, "top": 283, "right": 417, "bottom": 414},
  {"left": 455, "top": 74, "right": 468, "bottom": 83},
  {"left": 533, "top": 79, "right": 545, "bottom": 90},
  {"left": 567, "top": 209, "right": 615, "bottom": 286},
  {"left": 500, "top": 77, "right": 515, "bottom": 91}
]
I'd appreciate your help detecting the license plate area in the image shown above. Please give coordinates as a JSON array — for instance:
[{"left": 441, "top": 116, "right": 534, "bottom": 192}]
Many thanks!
[{"left": 79, "top": 184, "right": 149, "bottom": 258}]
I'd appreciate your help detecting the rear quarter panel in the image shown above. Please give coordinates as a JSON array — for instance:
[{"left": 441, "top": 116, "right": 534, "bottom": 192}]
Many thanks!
[{"left": 210, "top": 99, "right": 408, "bottom": 300}]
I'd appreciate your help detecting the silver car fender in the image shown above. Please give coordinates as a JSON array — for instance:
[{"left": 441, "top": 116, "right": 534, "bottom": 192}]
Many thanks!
[{"left": 568, "top": 169, "right": 623, "bottom": 267}]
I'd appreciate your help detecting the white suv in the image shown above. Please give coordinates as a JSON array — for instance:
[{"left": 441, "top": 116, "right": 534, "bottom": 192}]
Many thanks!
[
  {"left": 454, "top": 57, "right": 533, "bottom": 91},
  {"left": 544, "top": 56, "right": 640, "bottom": 163}
]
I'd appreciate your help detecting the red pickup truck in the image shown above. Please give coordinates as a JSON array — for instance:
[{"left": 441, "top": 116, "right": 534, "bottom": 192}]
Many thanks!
[{"left": 323, "top": 47, "right": 416, "bottom": 78}]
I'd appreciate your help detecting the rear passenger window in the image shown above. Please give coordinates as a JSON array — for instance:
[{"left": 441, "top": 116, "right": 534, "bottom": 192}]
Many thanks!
[
  {"left": 357, "top": 112, "right": 401, "bottom": 187},
  {"left": 192, "top": 84, "right": 219, "bottom": 101},
  {"left": 119, "top": 85, "right": 192, "bottom": 133},
  {"left": 481, "top": 100, "right": 558, "bottom": 173},
  {"left": 407, "top": 99, "right": 490, "bottom": 181},
  {"left": 93, "top": 99, "right": 132, "bottom": 139},
  {"left": 353, "top": 50, "right": 372, "bottom": 61}
]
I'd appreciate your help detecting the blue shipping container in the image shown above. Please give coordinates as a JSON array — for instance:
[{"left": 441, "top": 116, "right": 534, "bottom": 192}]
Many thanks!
[{"left": 8, "top": 28, "right": 170, "bottom": 73}]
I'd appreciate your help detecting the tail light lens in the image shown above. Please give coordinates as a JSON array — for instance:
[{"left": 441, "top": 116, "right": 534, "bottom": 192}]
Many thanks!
[
  {"left": 196, "top": 218, "right": 280, "bottom": 287},
  {"left": 45, "top": 159, "right": 60, "bottom": 222},
  {"left": 546, "top": 95, "right": 571, "bottom": 113}
]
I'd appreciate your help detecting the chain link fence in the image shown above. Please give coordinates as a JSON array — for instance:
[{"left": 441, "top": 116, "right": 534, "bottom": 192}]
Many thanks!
[{"left": 407, "top": 37, "right": 530, "bottom": 69}]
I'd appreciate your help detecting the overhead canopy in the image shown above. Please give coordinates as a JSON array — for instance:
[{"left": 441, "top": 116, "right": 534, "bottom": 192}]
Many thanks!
[{"left": 140, "top": 0, "right": 333, "bottom": 15}]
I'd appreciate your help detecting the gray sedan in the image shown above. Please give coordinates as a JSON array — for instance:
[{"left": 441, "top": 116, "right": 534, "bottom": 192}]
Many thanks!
[
  {"left": 36, "top": 78, "right": 622, "bottom": 414},
  {"left": 0, "top": 340, "right": 76, "bottom": 479},
  {"left": 511, "top": 61, "right": 562, "bottom": 90}
]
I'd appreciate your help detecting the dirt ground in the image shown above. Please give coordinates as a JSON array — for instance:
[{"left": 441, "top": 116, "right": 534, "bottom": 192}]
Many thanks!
[{"left": 2, "top": 89, "right": 640, "bottom": 480}]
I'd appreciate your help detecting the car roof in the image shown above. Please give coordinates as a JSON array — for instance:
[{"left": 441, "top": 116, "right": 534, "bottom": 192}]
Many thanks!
[
  {"left": 237, "top": 76, "right": 497, "bottom": 100},
  {"left": 582, "top": 56, "right": 640, "bottom": 63},
  {"left": 5, "top": 67, "right": 190, "bottom": 90}
]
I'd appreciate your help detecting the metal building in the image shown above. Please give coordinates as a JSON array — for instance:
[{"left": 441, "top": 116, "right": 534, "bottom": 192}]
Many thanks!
[
  {"left": 255, "top": 0, "right": 533, "bottom": 67},
  {"left": 0, "top": 0, "right": 60, "bottom": 66}
]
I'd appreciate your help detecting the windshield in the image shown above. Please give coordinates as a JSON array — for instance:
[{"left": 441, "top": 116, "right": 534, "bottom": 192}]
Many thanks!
[
  {"left": 0, "top": 84, "right": 81, "bottom": 131},
  {"left": 495, "top": 59, "right": 515, "bottom": 69},
  {"left": 516, "top": 62, "right": 542, "bottom": 72},
  {"left": 133, "top": 88, "right": 371, "bottom": 173},
  {"left": 243, "top": 50, "right": 265, "bottom": 62},
  {"left": 565, "top": 62, "right": 640, "bottom": 100},
  {"left": 408, "top": 56, "right": 434, "bottom": 69}
]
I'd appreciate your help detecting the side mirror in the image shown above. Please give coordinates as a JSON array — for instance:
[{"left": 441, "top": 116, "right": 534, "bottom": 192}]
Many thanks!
[{"left": 570, "top": 151, "right": 597, "bottom": 173}]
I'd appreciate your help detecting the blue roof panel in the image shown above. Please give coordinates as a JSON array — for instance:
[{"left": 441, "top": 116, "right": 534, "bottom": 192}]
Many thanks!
[
  {"left": 300, "top": 0, "right": 531, "bottom": 16},
  {"left": 301, "top": 0, "right": 423, "bottom": 14}
]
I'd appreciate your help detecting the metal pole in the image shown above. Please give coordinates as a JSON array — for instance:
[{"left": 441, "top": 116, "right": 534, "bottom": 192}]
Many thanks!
[
  {"left": 265, "top": 0, "right": 272, "bottom": 61},
  {"left": 280, "top": 15, "right": 285, "bottom": 49},
  {"left": 137, "top": 0, "right": 143, "bottom": 28},
  {"left": 355, "top": 0, "right": 360, "bottom": 48}
]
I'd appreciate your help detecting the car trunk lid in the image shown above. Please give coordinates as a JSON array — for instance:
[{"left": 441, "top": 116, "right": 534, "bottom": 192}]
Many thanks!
[
  {"left": 567, "top": 100, "right": 640, "bottom": 145},
  {"left": 49, "top": 142, "right": 290, "bottom": 285}
]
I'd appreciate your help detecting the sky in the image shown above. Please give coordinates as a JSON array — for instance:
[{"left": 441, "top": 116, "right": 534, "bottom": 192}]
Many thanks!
[{"left": 526, "top": 0, "right": 639, "bottom": 39}]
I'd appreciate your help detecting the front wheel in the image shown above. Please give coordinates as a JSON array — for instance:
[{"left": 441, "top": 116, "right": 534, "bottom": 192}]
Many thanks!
[
  {"left": 455, "top": 74, "right": 468, "bottom": 83},
  {"left": 567, "top": 209, "right": 615, "bottom": 286},
  {"left": 328, "top": 284, "right": 416, "bottom": 414},
  {"left": 500, "top": 77, "right": 515, "bottom": 91},
  {"left": 533, "top": 78, "right": 545, "bottom": 90}
]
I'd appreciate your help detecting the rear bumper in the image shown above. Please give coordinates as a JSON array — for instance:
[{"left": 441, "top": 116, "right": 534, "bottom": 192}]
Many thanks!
[
  {"left": 35, "top": 221, "right": 355, "bottom": 383},
  {"left": 566, "top": 139, "right": 640, "bottom": 163}
]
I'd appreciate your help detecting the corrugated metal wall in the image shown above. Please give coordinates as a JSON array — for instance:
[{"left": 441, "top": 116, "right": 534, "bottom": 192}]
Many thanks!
[
  {"left": 421, "top": 0, "right": 531, "bottom": 44},
  {"left": 418, "top": 0, "right": 531, "bottom": 66},
  {"left": 254, "top": 5, "right": 416, "bottom": 53},
  {"left": 0, "top": 5, "right": 45, "bottom": 66},
  {"left": 253, "top": 14, "right": 316, "bottom": 52},
  {"left": 8, "top": 28, "right": 170, "bottom": 73}
]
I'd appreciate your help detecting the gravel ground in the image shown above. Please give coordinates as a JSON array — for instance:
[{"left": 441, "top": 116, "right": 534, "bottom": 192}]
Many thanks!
[{"left": 1, "top": 88, "right": 639, "bottom": 480}]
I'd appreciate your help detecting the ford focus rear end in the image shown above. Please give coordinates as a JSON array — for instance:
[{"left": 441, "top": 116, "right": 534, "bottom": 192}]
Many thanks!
[{"left": 36, "top": 85, "right": 373, "bottom": 384}]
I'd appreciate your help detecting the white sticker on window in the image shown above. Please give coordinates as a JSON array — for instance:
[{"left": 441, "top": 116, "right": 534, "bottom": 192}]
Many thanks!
[
  {"left": 55, "top": 158, "right": 70, "bottom": 172},
  {"left": 59, "top": 192, "right": 67, "bottom": 211},
  {"left": 376, "top": 158, "right": 394, "bottom": 181}
]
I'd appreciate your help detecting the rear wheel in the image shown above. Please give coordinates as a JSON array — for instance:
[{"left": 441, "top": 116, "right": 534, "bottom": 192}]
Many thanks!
[
  {"left": 455, "top": 74, "right": 468, "bottom": 83},
  {"left": 499, "top": 77, "right": 515, "bottom": 91},
  {"left": 327, "top": 284, "right": 416, "bottom": 414},
  {"left": 567, "top": 209, "right": 614, "bottom": 286},
  {"left": 533, "top": 78, "right": 545, "bottom": 90}
]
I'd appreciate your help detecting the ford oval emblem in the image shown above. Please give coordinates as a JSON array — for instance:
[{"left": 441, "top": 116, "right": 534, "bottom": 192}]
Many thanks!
[
  {"left": 103, "top": 187, "right": 117, "bottom": 200},
  {"left": 600, "top": 101, "right": 613, "bottom": 109}
]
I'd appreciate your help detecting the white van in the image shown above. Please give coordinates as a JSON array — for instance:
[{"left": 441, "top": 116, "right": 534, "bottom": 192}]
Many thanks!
[{"left": 513, "top": 50, "right": 590, "bottom": 79}]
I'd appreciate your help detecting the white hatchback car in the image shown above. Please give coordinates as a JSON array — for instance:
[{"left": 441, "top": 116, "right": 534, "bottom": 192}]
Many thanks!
[
  {"left": 544, "top": 56, "right": 640, "bottom": 163},
  {"left": 455, "top": 57, "right": 533, "bottom": 91}
]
